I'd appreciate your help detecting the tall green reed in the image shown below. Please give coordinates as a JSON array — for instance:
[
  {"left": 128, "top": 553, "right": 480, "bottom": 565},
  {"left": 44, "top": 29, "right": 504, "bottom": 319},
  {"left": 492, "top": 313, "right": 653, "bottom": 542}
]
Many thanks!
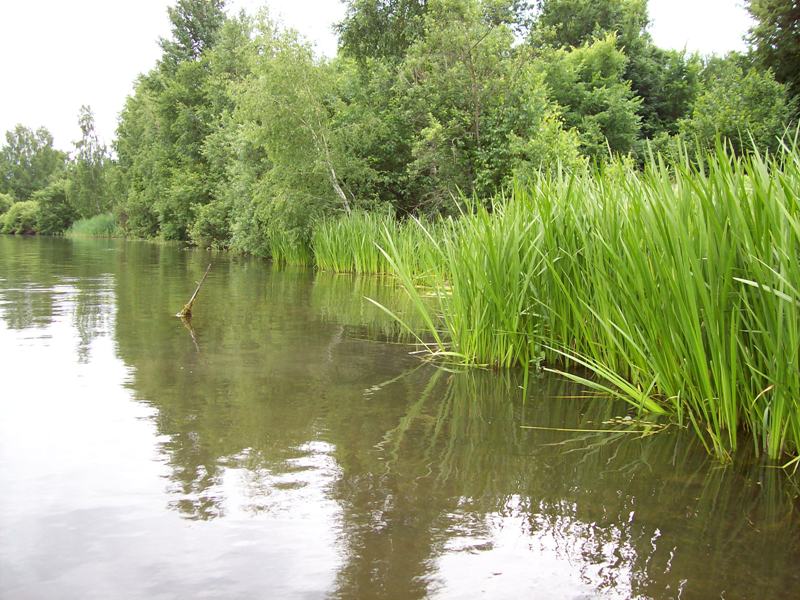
[
  {"left": 312, "top": 212, "right": 395, "bottom": 274},
  {"left": 311, "top": 211, "right": 449, "bottom": 280},
  {"left": 66, "top": 213, "right": 120, "bottom": 238},
  {"left": 372, "top": 144, "right": 800, "bottom": 462},
  {"left": 268, "top": 227, "right": 313, "bottom": 266}
]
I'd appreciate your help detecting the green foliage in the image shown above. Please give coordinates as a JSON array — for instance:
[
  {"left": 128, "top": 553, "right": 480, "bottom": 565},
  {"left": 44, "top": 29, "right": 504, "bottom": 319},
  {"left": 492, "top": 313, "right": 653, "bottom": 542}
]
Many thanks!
[
  {"left": 337, "top": 0, "right": 427, "bottom": 63},
  {"left": 2, "top": 200, "right": 39, "bottom": 234},
  {"left": 160, "top": 165, "right": 208, "bottom": 240},
  {"left": 0, "top": 125, "right": 66, "bottom": 200},
  {"left": 189, "top": 199, "right": 231, "bottom": 248},
  {"left": 399, "top": 0, "right": 515, "bottom": 203},
  {"left": 679, "top": 56, "right": 792, "bottom": 154},
  {"left": 531, "top": 0, "right": 706, "bottom": 143},
  {"left": 395, "top": 0, "right": 581, "bottom": 206},
  {"left": 67, "top": 105, "right": 113, "bottom": 219},
  {"left": 4, "top": 0, "right": 776, "bottom": 291},
  {"left": 509, "top": 114, "right": 586, "bottom": 180},
  {"left": 747, "top": 0, "right": 800, "bottom": 103},
  {"left": 114, "top": 78, "right": 164, "bottom": 237},
  {"left": 629, "top": 46, "right": 702, "bottom": 138},
  {"left": 236, "top": 26, "right": 369, "bottom": 214},
  {"left": 160, "top": 0, "right": 227, "bottom": 66},
  {"left": 539, "top": 35, "right": 642, "bottom": 159},
  {"left": 0, "top": 192, "right": 12, "bottom": 215},
  {"left": 531, "top": 0, "right": 648, "bottom": 49},
  {"left": 223, "top": 19, "right": 389, "bottom": 255},
  {"left": 115, "top": 4, "right": 248, "bottom": 241},
  {"left": 33, "top": 180, "right": 77, "bottom": 235},
  {"left": 104, "top": 0, "right": 795, "bottom": 246}
]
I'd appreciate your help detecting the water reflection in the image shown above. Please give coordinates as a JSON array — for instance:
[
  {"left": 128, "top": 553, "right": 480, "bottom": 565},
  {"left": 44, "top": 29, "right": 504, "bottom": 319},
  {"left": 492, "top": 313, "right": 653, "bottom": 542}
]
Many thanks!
[
  {"left": 327, "top": 368, "right": 800, "bottom": 599},
  {"left": 311, "top": 271, "right": 426, "bottom": 343},
  {"left": 1, "top": 236, "right": 799, "bottom": 600}
]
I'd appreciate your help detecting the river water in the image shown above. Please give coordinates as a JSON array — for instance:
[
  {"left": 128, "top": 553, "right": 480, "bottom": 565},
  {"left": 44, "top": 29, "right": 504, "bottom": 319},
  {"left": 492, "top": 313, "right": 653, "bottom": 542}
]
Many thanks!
[{"left": 1, "top": 236, "right": 799, "bottom": 599}]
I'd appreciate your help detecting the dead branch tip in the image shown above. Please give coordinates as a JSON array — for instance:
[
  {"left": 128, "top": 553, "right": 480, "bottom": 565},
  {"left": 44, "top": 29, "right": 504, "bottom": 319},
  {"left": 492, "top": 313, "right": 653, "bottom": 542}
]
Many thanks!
[{"left": 176, "top": 263, "right": 212, "bottom": 319}]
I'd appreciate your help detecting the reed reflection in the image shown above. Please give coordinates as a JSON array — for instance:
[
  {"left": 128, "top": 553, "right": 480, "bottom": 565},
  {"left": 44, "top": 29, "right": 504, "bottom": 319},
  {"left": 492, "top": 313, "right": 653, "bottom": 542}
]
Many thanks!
[{"left": 327, "top": 368, "right": 800, "bottom": 599}]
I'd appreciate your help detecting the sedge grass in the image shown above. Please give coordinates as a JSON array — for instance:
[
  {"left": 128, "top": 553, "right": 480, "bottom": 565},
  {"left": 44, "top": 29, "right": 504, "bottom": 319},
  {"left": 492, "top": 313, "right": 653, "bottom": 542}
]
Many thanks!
[
  {"left": 312, "top": 211, "right": 449, "bottom": 281},
  {"left": 365, "top": 143, "right": 800, "bottom": 462},
  {"left": 66, "top": 213, "right": 120, "bottom": 238},
  {"left": 268, "top": 227, "right": 313, "bottom": 266},
  {"left": 312, "top": 212, "right": 395, "bottom": 274}
]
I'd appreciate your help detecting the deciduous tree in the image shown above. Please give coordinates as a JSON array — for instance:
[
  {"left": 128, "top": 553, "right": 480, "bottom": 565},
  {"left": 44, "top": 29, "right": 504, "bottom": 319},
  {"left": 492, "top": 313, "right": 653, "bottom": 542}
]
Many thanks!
[
  {"left": 747, "top": 0, "right": 800, "bottom": 103},
  {"left": 68, "top": 105, "right": 111, "bottom": 218},
  {"left": 680, "top": 56, "right": 792, "bottom": 154},
  {"left": 0, "top": 126, "right": 66, "bottom": 200}
]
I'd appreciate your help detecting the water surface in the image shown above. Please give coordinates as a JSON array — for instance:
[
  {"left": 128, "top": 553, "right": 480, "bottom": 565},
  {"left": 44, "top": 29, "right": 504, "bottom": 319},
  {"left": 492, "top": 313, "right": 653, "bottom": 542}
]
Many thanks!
[{"left": 1, "top": 236, "right": 798, "bottom": 599}]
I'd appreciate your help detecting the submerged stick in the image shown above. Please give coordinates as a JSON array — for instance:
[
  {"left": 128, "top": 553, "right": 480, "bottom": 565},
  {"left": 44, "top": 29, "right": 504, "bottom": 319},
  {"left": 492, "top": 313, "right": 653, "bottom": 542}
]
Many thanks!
[{"left": 176, "top": 263, "right": 212, "bottom": 318}]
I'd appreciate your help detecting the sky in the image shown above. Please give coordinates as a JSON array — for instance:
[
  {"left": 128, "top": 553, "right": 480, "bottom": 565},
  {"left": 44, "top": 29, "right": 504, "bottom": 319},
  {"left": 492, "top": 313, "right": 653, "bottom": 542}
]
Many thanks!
[{"left": 0, "top": 0, "right": 754, "bottom": 152}]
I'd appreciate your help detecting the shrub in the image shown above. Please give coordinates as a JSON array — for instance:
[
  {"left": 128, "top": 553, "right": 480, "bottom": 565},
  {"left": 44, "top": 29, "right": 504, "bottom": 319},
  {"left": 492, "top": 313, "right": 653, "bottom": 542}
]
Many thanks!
[
  {"left": 679, "top": 60, "right": 792, "bottom": 155},
  {"left": 2, "top": 200, "right": 39, "bottom": 234},
  {"left": 33, "top": 179, "right": 77, "bottom": 235},
  {"left": 189, "top": 200, "right": 232, "bottom": 249},
  {"left": 0, "top": 192, "right": 13, "bottom": 216}
]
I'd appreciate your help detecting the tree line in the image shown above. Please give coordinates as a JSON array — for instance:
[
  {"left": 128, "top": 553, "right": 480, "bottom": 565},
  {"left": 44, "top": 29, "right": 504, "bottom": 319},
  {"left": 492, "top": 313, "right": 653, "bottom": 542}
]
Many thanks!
[
  {"left": 0, "top": 106, "right": 113, "bottom": 234},
  {"left": 1, "top": 0, "right": 798, "bottom": 249}
]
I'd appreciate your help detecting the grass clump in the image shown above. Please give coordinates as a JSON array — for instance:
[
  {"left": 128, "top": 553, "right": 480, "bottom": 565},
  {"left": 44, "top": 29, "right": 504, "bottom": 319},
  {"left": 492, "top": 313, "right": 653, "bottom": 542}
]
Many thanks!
[
  {"left": 268, "top": 227, "right": 313, "bottom": 266},
  {"left": 313, "top": 212, "right": 396, "bottom": 274},
  {"left": 2, "top": 200, "right": 39, "bottom": 234},
  {"left": 372, "top": 143, "right": 800, "bottom": 462},
  {"left": 312, "top": 211, "right": 450, "bottom": 280},
  {"left": 66, "top": 213, "right": 120, "bottom": 238},
  {"left": 376, "top": 200, "right": 546, "bottom": 370}
]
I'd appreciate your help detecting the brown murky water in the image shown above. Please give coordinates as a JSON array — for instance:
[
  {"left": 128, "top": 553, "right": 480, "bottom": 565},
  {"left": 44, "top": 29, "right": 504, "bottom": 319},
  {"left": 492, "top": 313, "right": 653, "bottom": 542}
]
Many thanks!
[{"left": 1, "top": 236, "right": 799, "bottom": 599}]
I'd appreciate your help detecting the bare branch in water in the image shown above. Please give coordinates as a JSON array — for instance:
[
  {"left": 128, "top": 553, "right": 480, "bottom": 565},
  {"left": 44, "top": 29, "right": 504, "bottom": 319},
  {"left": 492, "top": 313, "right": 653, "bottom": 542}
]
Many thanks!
[{"left": 176, "top": 263, "right": 212, "bottom": 318}]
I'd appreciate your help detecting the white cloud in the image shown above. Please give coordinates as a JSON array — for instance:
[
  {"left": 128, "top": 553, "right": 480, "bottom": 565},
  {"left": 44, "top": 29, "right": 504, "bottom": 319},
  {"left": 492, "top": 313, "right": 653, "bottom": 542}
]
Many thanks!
[{"left": 648, "top": 0, "right": 753, "bottom": 55}]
